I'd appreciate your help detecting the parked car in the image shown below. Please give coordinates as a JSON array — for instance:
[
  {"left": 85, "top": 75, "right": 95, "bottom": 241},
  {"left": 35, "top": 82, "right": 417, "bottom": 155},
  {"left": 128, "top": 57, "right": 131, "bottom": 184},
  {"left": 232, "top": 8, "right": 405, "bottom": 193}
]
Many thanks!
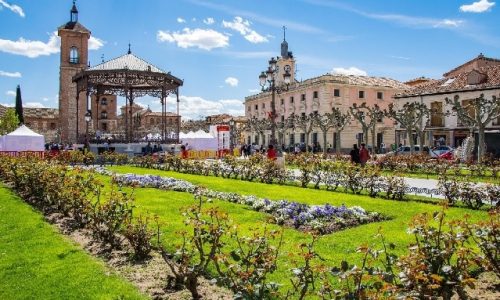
[
  {"left": 386, "top": 146, "right": 420, "bottom": 156},
  {"left": 429, "top": 146, "right": 454, "bottom": 158},
  {"left": 438, "top": 150, "right": 455, "bottom": 160}
]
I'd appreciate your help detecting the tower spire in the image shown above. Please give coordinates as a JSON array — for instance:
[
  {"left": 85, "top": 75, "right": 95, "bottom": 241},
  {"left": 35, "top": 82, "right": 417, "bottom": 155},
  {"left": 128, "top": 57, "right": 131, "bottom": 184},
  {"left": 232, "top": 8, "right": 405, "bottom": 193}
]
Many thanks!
[
  {"left": 280, "top": 25, "right": 289, "bottom": 59},
  {"left": 70, "top": 0, "right": 78, "bottom": 23},
  {"left": 128, "top": 43, "right": 131, "bottom": 54}
]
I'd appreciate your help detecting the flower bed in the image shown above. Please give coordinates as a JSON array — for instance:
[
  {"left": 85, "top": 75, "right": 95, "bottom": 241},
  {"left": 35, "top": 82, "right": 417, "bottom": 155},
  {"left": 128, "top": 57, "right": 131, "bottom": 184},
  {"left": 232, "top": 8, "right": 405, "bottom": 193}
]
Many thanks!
[{"left": 112, "top": 172, "right": 385, "bottom": 234}]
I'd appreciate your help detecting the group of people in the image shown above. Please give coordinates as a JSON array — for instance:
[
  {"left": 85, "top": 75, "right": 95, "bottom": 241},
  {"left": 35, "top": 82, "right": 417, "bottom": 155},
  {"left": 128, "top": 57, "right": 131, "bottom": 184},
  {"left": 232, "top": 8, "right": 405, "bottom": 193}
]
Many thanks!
[
  {"left": 143, "top": 142, "right": 163, "bottom": 155},
  {"left": 350, "top": 143, "right": 371, "bottom": 166}
]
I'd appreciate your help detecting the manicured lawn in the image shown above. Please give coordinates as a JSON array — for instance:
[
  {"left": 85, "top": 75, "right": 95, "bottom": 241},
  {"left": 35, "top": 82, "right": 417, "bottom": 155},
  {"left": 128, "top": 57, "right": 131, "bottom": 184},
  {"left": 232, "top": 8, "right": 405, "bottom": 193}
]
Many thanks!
[
  {"left": 0, "top": 185, "right": 146, "bottom": 300},
  {"left": 108, "top": 165, "right": 488, "bottom": 288}
]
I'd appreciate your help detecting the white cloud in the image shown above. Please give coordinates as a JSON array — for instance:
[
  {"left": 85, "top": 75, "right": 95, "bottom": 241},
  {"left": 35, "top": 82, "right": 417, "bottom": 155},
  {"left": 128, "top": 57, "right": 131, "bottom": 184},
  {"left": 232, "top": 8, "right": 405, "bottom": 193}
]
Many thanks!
[
  {"left": 6, "top": 90, "right": 15, "bottom": 96},
  {"left": 42, "top": 97, "right": 49, "bottom": 102},
  {"left": 203, "top": 17, "right": 215, "bottom": 25},
  {"left": 0, "top": 102, "right": 13, "bottom": 107},
  {"left": 25, "top": 102, "right": 45, "bottom": 108},
  {"left": 157, "top": 28, "right": 229, "bottom": 50},
  {"left": 225, "top": 77, "right": 239, "bottom": 87},
  {"left": 89, "top": 36, "right": 105, "bottom": 50},
  {"left": 0, "top": 0, "right": 25, "bottom": 17},
  {"left": 0, "top": 32, "right": 59, "bottom": 58},
  {"left": 331, "top": 67, "right": 367, "bottom": 76},
  {"left": 248, "top": 88, "right": 261, "bottom": 93},
  {"left": 0, "top": 31, "right": 104, "bottom": 58},
  {"left": 460, "top": 0, "right": 495, "bottom": 13},
  {"left": 222, "top": 16, "right": 268, "bottom": 43},
  {"left": 0, "top": 70, "right": 21, "bottom": 77},
  {"left": 433, "top": 19, "right": 464, "bottom": 28},
  {"left": 177, "top": 17, "right": 186, "bottom": 23},
  {"left": 164, "top": 95, "right": 244, "bottom": 120}
]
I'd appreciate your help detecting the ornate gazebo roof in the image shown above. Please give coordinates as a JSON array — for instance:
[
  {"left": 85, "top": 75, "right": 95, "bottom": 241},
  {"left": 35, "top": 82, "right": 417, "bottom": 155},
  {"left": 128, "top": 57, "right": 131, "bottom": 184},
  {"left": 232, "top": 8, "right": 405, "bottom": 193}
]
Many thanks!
[{"left": 88, "top": 53, "right": 165, "bottom": 73}]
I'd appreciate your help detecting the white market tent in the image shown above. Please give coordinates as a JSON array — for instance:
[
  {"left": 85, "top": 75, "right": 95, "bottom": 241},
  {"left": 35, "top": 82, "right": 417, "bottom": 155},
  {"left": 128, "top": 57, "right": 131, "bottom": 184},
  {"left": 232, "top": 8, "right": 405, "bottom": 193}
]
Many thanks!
[
  {"left": 0, "top": 125, "right": 45, "bottom": 152},
  {"left": 179, "top": 130, "right": 218, "bottom": 150}
]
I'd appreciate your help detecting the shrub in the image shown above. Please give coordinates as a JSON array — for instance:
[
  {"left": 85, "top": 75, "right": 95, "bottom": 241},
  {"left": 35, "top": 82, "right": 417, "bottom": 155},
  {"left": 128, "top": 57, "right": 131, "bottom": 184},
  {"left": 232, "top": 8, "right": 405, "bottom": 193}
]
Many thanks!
[
  {"left": 90, "top": 187, "right": 134, "bottom": 247},
  {"left": 160, "top": 190, "right": 230, "bottom": 300},
  {"left": 123, "top": 214, "right": 155, "bottom": 260},
  {"left": 213, "top": 227, "right": 283, "bottom": 299},
  {"left": 398, "top": 207, "right": 478, "bottom": 299}
]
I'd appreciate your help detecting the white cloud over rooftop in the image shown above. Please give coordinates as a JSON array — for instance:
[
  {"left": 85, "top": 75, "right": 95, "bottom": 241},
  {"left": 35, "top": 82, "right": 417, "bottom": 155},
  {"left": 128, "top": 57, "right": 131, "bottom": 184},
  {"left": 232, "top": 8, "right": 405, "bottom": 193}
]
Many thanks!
[{"left": 157, "top": 28, "right": 229, "bottom": 50}]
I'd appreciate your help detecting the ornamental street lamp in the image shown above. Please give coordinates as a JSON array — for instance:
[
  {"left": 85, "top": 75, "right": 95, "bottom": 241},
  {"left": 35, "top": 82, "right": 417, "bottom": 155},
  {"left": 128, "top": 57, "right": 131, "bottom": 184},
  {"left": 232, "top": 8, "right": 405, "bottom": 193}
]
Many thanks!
[
  {"left": 259, "top": 57, "right": 291, "bottom": 148},
  {"left": 84, "top": 110, "right": 92, "bottom": 148},
  {"left": 229, "top": 118, "right": 235, "bottom": 152}
]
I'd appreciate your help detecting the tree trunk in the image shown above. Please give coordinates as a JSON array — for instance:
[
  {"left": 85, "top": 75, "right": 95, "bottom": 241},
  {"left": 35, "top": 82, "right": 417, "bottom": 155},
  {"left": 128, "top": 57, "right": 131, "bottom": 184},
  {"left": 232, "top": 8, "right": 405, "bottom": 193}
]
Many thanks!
[
  {"left": 335, "top": 129, "right": 342, "bottom": 154},
  {"left": 305, "top": 131, "right": 310, "bottom": 153},
  {"left": 371, "top": 126, "right": 376, "bottom": 154},
  {"left": 322, "top": 131, "right": 328, "bottom": 155},
  {"left": 363, "top": 128, "right": 369, "bottom": 145},
  {"left": 419, "top": 131, "right": 425, "bottom": 154},
  {"left": 407, "top": 128, "right": 415, "bottom": 154},
  {"left": 477, "top": 125, "right": 486, "bottom": 163}
]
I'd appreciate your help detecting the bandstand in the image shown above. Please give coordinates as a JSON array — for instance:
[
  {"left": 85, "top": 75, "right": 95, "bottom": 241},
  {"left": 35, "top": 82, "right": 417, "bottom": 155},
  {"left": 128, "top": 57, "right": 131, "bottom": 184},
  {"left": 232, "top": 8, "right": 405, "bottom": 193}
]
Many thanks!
[{"left": 73, "top": 48, "right": 183, "bottom": 143}]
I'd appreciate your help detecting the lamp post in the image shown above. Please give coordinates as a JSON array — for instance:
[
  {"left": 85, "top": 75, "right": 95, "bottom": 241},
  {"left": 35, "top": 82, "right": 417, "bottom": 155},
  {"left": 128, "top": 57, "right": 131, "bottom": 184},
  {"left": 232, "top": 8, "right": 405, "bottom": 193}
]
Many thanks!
[
  {"left": 229, "top": 118, "right": 235, "bottom": 153},
  {"left": 84, "top": 110, "right": 92, "bottom": 149},
  {"left": 259, "top": 57, "right": 291, "bottom": 148}
]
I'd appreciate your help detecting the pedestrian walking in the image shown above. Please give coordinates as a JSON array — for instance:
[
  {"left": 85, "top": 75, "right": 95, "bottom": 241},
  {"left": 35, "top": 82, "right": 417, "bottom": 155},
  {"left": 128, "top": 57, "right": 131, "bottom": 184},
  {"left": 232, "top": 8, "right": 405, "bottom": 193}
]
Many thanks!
[{"left": 350, "top": 144, "right": 360, "bottom": 164}]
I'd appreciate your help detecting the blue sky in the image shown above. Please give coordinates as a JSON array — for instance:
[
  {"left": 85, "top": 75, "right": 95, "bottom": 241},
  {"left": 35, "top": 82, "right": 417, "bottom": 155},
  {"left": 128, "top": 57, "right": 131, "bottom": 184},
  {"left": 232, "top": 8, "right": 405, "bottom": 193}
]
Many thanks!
[{"left": 0, "top": 0, "right": 499, "bottom": 119}]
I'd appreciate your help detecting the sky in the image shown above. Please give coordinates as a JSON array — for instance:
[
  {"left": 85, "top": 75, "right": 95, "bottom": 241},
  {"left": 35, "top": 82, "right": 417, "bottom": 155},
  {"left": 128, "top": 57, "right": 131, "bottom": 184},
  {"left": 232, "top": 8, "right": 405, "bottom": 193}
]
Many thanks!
[{"left": 0, "top": 0, "right": 499, "bottom": 119}]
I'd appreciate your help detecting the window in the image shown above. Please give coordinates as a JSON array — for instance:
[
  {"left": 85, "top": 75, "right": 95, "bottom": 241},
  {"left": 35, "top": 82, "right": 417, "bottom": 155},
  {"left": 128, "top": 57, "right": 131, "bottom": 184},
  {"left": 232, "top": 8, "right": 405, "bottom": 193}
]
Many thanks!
[
  {"left": 100, "top": 111, "right": 108, "bottom": 119},
  {"left": 313, "top": 91, "right": 318, "bottom": 98},
  {"left": 262, "top": 103, "right": 265, "bottom": 109},
  {"left": 301, "top": 94, "right": 306, "bottom": 101},
  {"left": 281, "top": 116, "right": 285, "bottom": 122},
  {"left": 290, "top": 96, "right": 294, "bottom": 104},
  {"left": 334, "top": 89, "right": 340, "bottom": 97},
  {"left": 255, "top": 104, "right": 258, "bottom": 110},
  {"left": 377, "top": 92, "right": 383, "bottom": 100},
  {"left": 313, "top": 110, "right": 318, "bottom": 115},
  {"left": 301, "top": 112, "right": 306, "bottom": 118},
  {"left": 358, "top": 91, "right": 365, "bottom": 99},
  {"left": 300, "top": 133, "right": 305, "bottom": 143},
  {"left": 101, "top": 123, "right": 108, "bottom": 131},
  {"left": 50, "top": 122, "right": 56, "bottom": 130},
  {"left": 289, "top": 134, "right": 295, "bottom": 146},
  {"left": 280, "top": 98, "right": 284, "bottom": 105},
  {"left": 101, "top": 98, "right": 108, "bottom": 105},
  {"left": 247, "top": 106, "right": 251, "bottom": 111},
  {"left": 69, "top": 47, "right": 79, "bottom": 64}
]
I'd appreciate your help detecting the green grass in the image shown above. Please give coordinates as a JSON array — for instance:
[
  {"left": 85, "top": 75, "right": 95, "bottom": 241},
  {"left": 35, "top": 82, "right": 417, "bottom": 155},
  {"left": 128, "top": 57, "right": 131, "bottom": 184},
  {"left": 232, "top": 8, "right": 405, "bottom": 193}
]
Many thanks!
[
  {"left": 107, "top": 165, "right": 489, "bottom": 288},
  {"left": 0, "top": 184, "right": 146, "bottom": 300}
]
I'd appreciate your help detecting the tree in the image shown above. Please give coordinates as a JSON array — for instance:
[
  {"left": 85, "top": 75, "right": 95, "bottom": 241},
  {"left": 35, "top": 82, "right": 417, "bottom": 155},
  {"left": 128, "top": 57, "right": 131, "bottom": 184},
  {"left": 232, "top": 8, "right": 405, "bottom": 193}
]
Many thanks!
[
  {"left": 276, "top": 116, "right": 294, "bottom": 149},
  {"left": 330, "top": 108, "right": 352, "bottom": 154},
  {"left": 385, "top": 102, "right": 429, "bottom": 154},
  {"left": 15, "top": 85, "right": 24, "bottom": 124},
  {"left": 446, "top": 94, "right": 500, "bottom": 163},
  {"left": 312, "top": 108, "right": 351, "bottom": 155},
  {"left": 350, "top": 103, "right": 384, "bottom": 151},
  {"left": 291, "top": 113, "right": 315, "bottom": 152},
  {"left": 0, "top": 108, "right": 20, "bottom": 135},
  {"left": 247, "top": 116, "right": 270, "bottom": 146}
]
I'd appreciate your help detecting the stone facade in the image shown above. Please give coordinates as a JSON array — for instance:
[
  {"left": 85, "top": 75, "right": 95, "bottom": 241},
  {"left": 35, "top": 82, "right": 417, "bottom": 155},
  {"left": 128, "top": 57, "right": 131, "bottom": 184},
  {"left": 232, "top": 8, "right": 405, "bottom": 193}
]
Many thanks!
[
  {"left": 244, "top": 39, "right": 407, "bottom": 152},
  {"left": 394, "top": 55, "right": 500, "bottom": 149}
]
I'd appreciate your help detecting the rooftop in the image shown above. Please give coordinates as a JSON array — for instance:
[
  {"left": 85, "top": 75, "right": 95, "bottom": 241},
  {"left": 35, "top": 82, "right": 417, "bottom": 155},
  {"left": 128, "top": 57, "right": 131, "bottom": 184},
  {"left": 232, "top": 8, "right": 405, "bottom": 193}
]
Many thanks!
[
  {"left": 396, "top": 64, "right": 500, "bottom": 98},
  {"left": 443, "top": 53, "right": 500, "bottom": 78},
  {"left": 24, "top": 107, "right": 59, "bottom": 119},
  {"left": 88, "top": 53, "right": 166, "bottom": 73}
]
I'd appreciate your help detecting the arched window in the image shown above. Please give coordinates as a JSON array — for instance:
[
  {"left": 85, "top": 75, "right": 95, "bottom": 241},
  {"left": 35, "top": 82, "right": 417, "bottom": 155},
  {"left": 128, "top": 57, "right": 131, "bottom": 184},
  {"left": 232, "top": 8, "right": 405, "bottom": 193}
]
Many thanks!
[
  {"left": 100, "top": 97, "right": 107, "bottom": 105},
  {"left": 69, "top": 47, "right": 79, "bottom": 64}
]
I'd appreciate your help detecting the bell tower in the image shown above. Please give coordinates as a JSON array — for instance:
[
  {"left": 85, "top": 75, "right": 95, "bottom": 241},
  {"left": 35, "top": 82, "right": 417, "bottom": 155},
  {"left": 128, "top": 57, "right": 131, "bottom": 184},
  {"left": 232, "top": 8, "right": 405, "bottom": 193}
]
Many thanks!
[
  {"left": 276, "top": 26, "right": 295, "bottom": 86},
  {"left": 58, "top": 1, "right": 90, "bottom": 143}
]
